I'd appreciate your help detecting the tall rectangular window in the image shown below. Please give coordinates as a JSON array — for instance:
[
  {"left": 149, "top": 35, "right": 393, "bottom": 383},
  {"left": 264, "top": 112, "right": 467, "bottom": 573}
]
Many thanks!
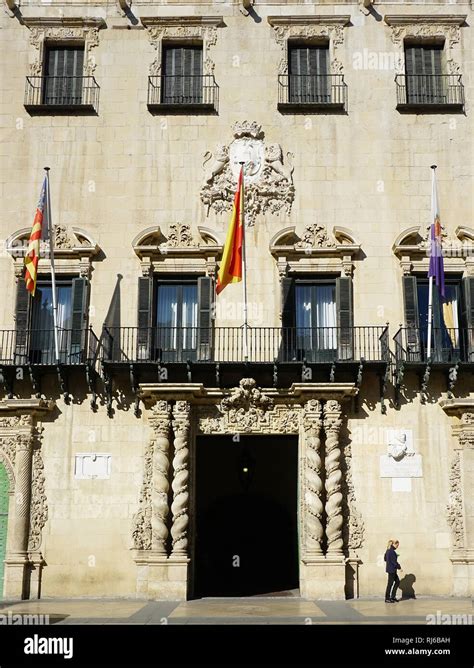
[
  {"left": 156, "top": 280, "right": 198, "bottom": 360},
  {"left": 162, "top": 46, "right": 203, "bottom": 104},
  {"left": 43, "top": 46, "right": 84, "bottom": 106},
  {"left": 404, "top": 44, "right": 444, "bottom": 104},
  {"left": 288, "top": 44, "right": 329, "bottom": 104},
  {"left": 30, "top": 281, "right": 73, "bottom": 363}
]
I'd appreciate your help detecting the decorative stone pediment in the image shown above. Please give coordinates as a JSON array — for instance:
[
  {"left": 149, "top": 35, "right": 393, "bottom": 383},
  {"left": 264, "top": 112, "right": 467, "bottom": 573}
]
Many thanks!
[
  {"left": 201, "top": 121, "right": 295, "bottom": 225},
  {"left": 270, "top": 224, "right": 361, "bottom": 277},
  {"left": 384, "top": 15, "right": 466, "bottom": 75},
  {"left": 23, "top": 17, "right": 106, "bottom": 77},
  {"left": 132, "top": 224, "right": 223, "bottom": 278},
  {"left": 141, "top": 16, "right": 224, "bottom": 76},
  {"left": 7, "top": 226, "right": 100, "bottom": 279},
  {"left": 440, "top": 399, "right": 474, "bottom": 450},
  {"left": 392, "top": 225, "right": 474, "bottom": 276},
  {"left": 268, "top": 15, "right": 350, "bottom": 76}
]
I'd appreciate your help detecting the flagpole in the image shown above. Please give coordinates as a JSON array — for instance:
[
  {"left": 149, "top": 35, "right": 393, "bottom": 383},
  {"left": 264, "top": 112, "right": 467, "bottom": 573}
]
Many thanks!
[
  {"left": 426, "top": 164, "right": 437, "bottom": 360},
  {"left": 44, "top": 167, "right": 60, "bottom": 364},
  {"left": 239, "top": 161, "right": 249, "bottom": 362}
]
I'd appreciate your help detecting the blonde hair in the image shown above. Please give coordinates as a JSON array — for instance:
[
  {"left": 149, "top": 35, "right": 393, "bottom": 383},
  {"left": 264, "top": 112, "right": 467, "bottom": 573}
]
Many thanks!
[{"left": 387, "top": 539, "right": 399, "bottom": 550}]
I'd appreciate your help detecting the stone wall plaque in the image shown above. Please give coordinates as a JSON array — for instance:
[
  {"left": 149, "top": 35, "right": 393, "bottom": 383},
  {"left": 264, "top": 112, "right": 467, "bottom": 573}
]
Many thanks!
[{"left": 74, "top": 453, "right": 112, "bottom": 480}]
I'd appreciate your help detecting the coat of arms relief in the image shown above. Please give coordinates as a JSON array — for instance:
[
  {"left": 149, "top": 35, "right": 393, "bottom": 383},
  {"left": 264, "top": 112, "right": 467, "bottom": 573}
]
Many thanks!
[{"left": 200, "top": 121, "right": 295, "bottom": 226}]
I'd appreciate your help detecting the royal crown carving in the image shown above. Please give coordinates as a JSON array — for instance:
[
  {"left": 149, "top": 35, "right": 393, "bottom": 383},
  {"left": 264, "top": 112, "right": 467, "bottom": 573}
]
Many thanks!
[{"left": 201, "top": 122, "right": 295, "bottom": 225}]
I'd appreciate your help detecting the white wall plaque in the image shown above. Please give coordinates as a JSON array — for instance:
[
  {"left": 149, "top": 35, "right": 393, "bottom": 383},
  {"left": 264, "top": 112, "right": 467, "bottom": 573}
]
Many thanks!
[
  {"left": 392, "top": 478, "right": 412, "bottom": 492},
  {"left": 380, "top": 454, "right": 423, "bottom": 478},
  {"left": 74, "top": 453, "right": 112, "bottom": 480}
]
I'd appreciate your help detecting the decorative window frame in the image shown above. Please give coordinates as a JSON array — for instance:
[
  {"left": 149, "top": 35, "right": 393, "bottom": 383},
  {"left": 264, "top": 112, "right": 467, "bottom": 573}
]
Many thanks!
[
  {"left": 141, "top": 16, "right": 225, "bottom": 77},
  {"left": 267, "top": 16, "right": 351, "bottom": 75},
  {"left": 6, "top": 226, "right": 100, "bottom": 280},
  {"left": 22, "top": 17, "right": 106, "bottom": 77},
  {"left": 392, "top": 225, "right": 474, "bottom": 277},
  {"left": 384, "top": 14, "right": 466, "bottom": 75},
  {"left": 132, "top": 223, "right": 223, "bottom": 280},
  {"left": 270, "top": 224, "right": 361, "bottom": 279}
]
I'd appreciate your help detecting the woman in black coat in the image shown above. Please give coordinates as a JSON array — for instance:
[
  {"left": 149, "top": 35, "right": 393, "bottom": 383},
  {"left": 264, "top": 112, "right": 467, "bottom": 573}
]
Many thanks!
[{"left": 384, "top": 539, "right": 402, "bottom": 602}]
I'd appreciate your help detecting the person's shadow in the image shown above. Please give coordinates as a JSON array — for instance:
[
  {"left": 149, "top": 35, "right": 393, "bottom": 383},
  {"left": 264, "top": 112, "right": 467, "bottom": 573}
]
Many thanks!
[{"left": 399, "top": 573, "right": 417, "bottom": 599}]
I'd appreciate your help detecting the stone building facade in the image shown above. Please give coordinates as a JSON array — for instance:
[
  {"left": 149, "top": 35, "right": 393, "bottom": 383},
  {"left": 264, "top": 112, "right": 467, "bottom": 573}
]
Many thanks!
[{"left": 0, "top": 0, "right": 473, "bottom": 600}]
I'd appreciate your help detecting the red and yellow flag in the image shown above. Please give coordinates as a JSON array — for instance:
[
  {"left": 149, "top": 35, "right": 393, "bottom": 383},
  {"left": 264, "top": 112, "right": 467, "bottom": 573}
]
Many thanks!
[
  {"left": 216, "top": 168, "right": 243, "bottom": 295},
  {"left": 24, "top": 177, "right": 47, "bottom": 296}
]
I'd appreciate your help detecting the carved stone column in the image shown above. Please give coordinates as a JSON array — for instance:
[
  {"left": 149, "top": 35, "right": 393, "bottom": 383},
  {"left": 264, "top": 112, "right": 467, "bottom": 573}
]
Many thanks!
[
  {"left": 302, "top": 400, "right": 324, "bottom": 556},
  {"left": 170, "top": 401, "right": 190, "bottom": 556},
  {"left": 323, "top": 400, "right": 344, "bottom": 555},
  {"left": 149, "top": 401, "right": 172, "bottom": 554}
]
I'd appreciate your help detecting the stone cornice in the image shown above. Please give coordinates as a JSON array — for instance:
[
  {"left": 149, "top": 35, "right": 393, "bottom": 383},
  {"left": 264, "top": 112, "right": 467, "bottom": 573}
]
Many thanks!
[
  {"left": 439, "top": 399, "right": 474, "bottom": 417},
  {"left": 268, "top": 16, "right": 351, "bottom": 27},
  {"left": 384, "top": 15, "right": 467, "bottom": 27},
  {"left": 0, "top": 399, "right": 55, "bottom": 415},
  {"left": 141, "top": 16, "right": 225, "bottom": 29},
  {"left": 22, "top": 17, "right": 106, "bottom": 29}
]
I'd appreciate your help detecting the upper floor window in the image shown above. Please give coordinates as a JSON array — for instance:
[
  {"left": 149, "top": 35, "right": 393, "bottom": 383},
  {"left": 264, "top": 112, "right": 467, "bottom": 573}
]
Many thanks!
[
  {"left": 162, "top": 45, "right": 203, "bottom": 105},
  {"left": 288, "top": 44, "right": 330, "bottom": 104},
  {"left": 395, "top": 41, "right": 464, "bottom": 112},
  {"left": 44, "top": 46, "right": 85, "bottom": 106}
]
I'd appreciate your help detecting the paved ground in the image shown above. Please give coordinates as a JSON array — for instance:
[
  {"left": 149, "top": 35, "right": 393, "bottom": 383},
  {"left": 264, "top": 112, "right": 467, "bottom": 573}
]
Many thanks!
[{"left": 0, "top": 596, "right": 472, "bottom": 625}]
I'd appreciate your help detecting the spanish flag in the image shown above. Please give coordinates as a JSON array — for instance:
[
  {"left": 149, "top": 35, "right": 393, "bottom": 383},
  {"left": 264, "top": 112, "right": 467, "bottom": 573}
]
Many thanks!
[
  {"left": 216, "top": 167, "right": 243, "bottom": 295},
  {"left": 24, "top": 177, "right": 47, "bottom": 296}
]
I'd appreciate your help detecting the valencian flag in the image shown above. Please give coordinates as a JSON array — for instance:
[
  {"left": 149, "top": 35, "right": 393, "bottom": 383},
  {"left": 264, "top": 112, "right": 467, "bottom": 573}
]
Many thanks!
[
  {"left": 24, "top": 177, "right": 48, "bottom": 296},
  {"left": 216, "top": 167, "right": 243, "bottom": 294},
  {"left": 427, "top": 168, "right": 445, "bottom": 298}
]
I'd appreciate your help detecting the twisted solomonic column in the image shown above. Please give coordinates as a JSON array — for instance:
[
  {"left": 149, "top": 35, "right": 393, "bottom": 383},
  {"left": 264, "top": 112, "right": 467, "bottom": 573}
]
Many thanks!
[
  {"left": 149, "top": 401, "right": 172, "bottom": 554},
  {"left": 323, "top": 400, "right": 344, "bottom": 555},
  {"left": 303, "top": 400, "right": 324, "bottom": 555},
  {"left": 10, "top": 433, "right": 34, "bottom": 558},
  {"left": 170, "top": 401, "right": 191, "bottom": 556}
]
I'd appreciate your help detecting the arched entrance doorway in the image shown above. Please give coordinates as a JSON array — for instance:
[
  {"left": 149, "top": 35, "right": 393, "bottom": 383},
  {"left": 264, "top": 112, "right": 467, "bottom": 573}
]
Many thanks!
[{"left": 0, "top": 463, "right": 10, "bottom": 599}]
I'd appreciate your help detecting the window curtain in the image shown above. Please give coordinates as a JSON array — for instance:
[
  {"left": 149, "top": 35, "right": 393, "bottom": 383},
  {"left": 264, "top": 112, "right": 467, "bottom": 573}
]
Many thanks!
[
  {"left": 295, "top": 284, "right": 337, "bottom": 351},
  {"left": 182, "top": 285, "right": 198, "bottom": 349},
  {"left": 31, "top": 285, "right": 72, "bottom": 356},
  {"left": 315, "top": 285, "right": 337, "bottom": 349},
  {"left": 157, "top": 285, "right": 178, "bottom": 349},
  {"left": 442, "top": 287, "right": 459, "bottom": 347},
  {"left": 156, "top": 284, "right": 198, "bottom": 351}
]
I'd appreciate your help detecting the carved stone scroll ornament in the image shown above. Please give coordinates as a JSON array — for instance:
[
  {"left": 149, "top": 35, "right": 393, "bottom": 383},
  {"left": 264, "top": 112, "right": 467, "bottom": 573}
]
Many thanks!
[
  {"left": 302, "top": 400, "right": 324, "bottom": 555},
  {"left": 387, "top": 20, "right": 463, "bottom": 76},
  {"left": 199, "top": 379, "right": 300, "bottom": 435},
  {"left": 145, "top": 23, "right": 218, "bottom": 77},
  {"left": 446, "top": 451, "right": 465, "bottom": 549},
  {"left": 200, "top": 121, "right": 295, "bottom": 225},
  {"left": 27, "top": 21, "right": 104, "bottom": 77},
  {"left": 342, "top": 438, "right": 365, "bottom": 552},
  {"left": 296, "top": 224, "right": 337, "bottom": 250},
  {"left": 162, "top": 223, "right": 197, "bottom": 249},
  {"left": 323, "top": 400, "right": 344, "bottom": 555},
  {"left": 170, "top": 401, "right": 191, "bottom": 556},
  {"left": 27, "top": 447, "right": 48, "bottom": 552},
  {"left": 270, "top": 21, "right": 346, "bottom": 76}
]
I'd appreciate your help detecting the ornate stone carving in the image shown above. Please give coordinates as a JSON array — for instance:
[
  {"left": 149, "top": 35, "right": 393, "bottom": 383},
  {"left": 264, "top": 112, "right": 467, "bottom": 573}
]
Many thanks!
[
  {"left": 387, "top": 21, "right": 463, "bottom": 75},
  {"left": 27, "top": 447, "right": 48, "bottom": 552},
  {"left": 200, "top": 122, "right": 295, "bottom": 225},
  {"left": 302, "top": 400, "right": 324, "bottom": 555},
  {"left": 27, "top": 20, "right": 104, "bottom": 77},
  {"left": 199, "top": 382, "right": 300, "bottom": 435},
  {"left": 0, "top": 437, "right": 17, "bottom": 485},
  {"left": 145, "top": 21, "right": 219, "bottom": 76},
  {"left": 162, "top": 223, "right": 197, "bottom": 249},
  {"left": 171, "top": 401, "right": 191, "bottom": 556},
  {"left": 342, "top": 439, "right": 365, "bottom": 552},
  {"left": 323, "top": 400, "right": 344, "bottom": 555},
  {"left": 0, "top": 416, "right": 33, "bottom": 428},
  {"left": 132, "top": 439, "right": 153, "bottom": 550},
  {"left": 446, "top": 451, "right": 464, "bottom": 549},
  {"left": 296, "top": 224, "right": 337, "bottom": 250},
  {"left": 270, "top": 20, "right": 347, "bottom": 76},
  {"left": 54, "top": 225, "right": 74, "bottom": 250}
]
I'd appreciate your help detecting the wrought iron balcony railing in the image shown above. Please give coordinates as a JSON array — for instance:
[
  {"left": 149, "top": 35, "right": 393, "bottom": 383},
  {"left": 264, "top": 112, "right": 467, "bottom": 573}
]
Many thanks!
[
  {"left": 147, "top": 75, "right": 219, "bottom": 112},
  {"left": 102, "top": 325, "right": 389, "bottom": 365},
  {"left": 24, "top": 76, "right": 100, "bottom": 113},
  {"left": 395, "top": 74, "right": 464, "bottom": 111},
  {"left": 0, "top": 328, "right": 99, "bottom": 366},
  {"left": 394, "top": 326, "right": 474, "bottom": 364},
  {"left": 278, "top": 74, "right": 347, "bottom": 111}
]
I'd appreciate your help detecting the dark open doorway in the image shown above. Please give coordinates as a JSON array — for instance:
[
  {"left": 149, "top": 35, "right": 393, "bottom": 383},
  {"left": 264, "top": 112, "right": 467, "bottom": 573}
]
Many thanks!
[{"left": 193, "top": 435, "right": 299, "bottom": 598}]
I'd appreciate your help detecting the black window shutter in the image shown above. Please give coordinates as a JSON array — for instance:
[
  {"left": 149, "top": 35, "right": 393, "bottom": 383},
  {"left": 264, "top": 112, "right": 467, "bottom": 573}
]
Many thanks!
[
  {"left": 197, "top": 276, "right": 213, "bottom": 360},
  {"left": 281, "top": 277, "right": 295, "bottom": 329},
  {"left": 137, "top": 276, "right": 153, "bottom": 360},
  {"left": 402, "top": 275, "right": 420, "bottom": 354},
  {"left": 336, "top": 276, "right": 353, "bottom": 360},
  {"left": 70, "top": 277, "right": 89, "bottom": 361},
  {"left": 163, "top": 47, "right": 183, "bottom": 103},
  {"left": 14, "top": 279, "right": 31, "bottom": 362},
  {"left": 44, "top": 47, "right": 84, "bottom": 105},
  {"left": 462, "top": 277, "right": 474, "bottom": 361}
]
